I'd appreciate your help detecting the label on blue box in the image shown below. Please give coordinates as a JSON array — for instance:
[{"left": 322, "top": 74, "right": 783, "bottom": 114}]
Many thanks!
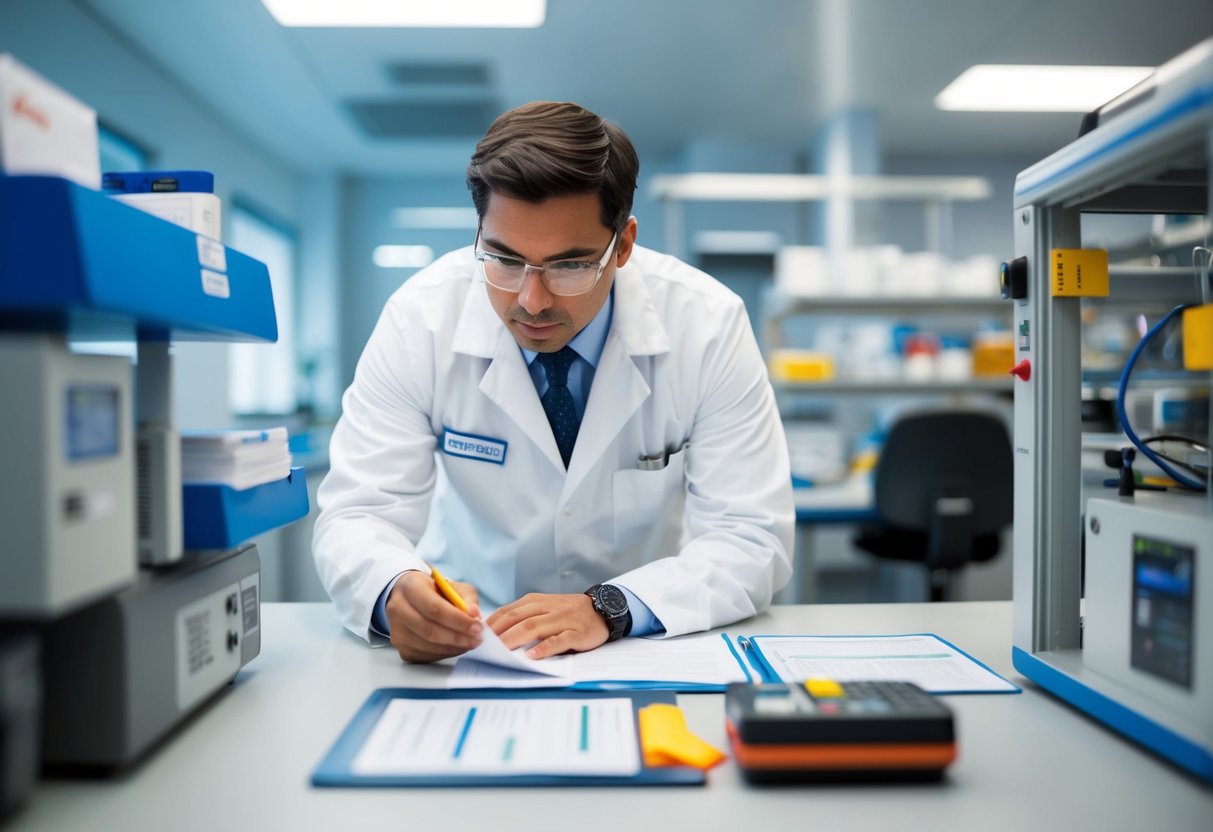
[
  {"left": 197, "top": 235, "right": 227, "bottom": 272},
  {"left": 201, "top": 268, "right": 230, "bottom": 299}
]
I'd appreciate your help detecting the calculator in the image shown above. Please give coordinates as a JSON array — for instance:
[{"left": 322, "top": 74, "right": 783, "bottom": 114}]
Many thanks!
[{"left": 725, "top": 679, "right": 957, "bottom": 782}]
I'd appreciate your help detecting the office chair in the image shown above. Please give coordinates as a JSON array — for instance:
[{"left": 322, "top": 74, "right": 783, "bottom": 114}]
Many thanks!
[{"left": 852, "top": 410, "right": 1013, "bottom": 602}]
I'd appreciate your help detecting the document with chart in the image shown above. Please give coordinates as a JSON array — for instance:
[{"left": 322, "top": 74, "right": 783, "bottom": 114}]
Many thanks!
[
  {"left": 740, "top": 634, "right": 1019, "bottom": 693},
  {"left": 351, "top": 697, "right": 640, "bottom": 777},
  {"left": 311, "top": 689, "right": 706, "bottom": 787}
]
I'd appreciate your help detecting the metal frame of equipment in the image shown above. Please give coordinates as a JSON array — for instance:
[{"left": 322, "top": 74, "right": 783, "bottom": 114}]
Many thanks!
[{"left": 1009, "top": 38, "right": 1213, "bottom": 783}]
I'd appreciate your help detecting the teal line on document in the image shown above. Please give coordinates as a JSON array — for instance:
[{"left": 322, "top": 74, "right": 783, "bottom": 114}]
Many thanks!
[
  {"left": 790, "top": 653, "right": 951, "bottom": 660},
  {"left": 502, "top": 736, "right": 515, "bottom": 763},
  {"left": 579, "top": 705, "right": 589, "bottom": 752},
  {"left": 453, "top": 707, "right": 477, "bottom": 759}
]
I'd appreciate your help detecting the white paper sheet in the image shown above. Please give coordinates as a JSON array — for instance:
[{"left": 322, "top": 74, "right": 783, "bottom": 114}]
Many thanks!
[
  {"left": 349, "top": 697, "right": 641, "bottom": 777},
  {"left": 751, "top": 634, "right": 1017, "bottom": 693},
  {"left": 447, "top": 630, "right": 748, "bottom": 689},
  {"left": 457, "top": 624, "right": 573, "bottom": 681}
]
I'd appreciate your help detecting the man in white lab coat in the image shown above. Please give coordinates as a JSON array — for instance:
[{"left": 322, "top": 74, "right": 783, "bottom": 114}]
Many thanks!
[{"left": 313, "top": 101, "right": 793, "bottom": 663}]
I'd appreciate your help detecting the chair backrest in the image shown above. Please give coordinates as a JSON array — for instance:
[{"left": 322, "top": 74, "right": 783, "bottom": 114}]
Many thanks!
[{"left": 873, "top": 410, "right": 1013, "bottom": 538}]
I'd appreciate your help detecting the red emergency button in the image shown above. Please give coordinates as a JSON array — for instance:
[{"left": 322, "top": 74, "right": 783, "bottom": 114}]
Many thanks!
[{"left": 1010, "top": 359, "right": 1031, "bottom": 381}]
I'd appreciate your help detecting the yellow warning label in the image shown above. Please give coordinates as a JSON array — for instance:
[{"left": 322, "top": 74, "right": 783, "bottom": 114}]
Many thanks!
[
  {"left": 1050, "top": 249, "right": 1109, "bottom": 297},
  {"left": 1183, "top": 304, "right": 1213, "bottom": 370}
]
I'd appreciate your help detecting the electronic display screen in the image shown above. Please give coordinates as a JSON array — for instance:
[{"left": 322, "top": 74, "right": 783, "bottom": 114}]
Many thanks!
[
  {"left": 65, "top": 385, "right": 120, "bottom": 461},
  {"left": 1131, "top": 535, "right": 1195, "bottom": 689}
]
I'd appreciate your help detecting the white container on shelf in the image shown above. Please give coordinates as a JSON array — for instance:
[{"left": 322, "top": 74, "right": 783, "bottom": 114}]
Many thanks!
[
  {"left": 0, "top": 53, "right": 100, "bottom": 189},
  {"left": 846, "top": 322, "right": 899, "bottom": 380},
  {"left": 111, "top": 191, "right": 222, "bottom": 241},
  {"left": 903, "top": 352, "right": 937, "bottom": 380},
  {"left": 886, "top": 251, "right": 945, "bottom": 296},
  {"left": 945, "top": 254, "right": 1001, "bottom": 297},
  {"left": 937, "top": 346, "right": 974, "bottom": 380},
  {"left": 774, "top": 245, "right": 828, "bottom": 297},
  {"left": 836, "top": 248, "right": 884, "bottom": 296}
]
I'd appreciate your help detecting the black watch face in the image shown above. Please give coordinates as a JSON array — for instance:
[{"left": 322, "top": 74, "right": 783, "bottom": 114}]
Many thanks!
[{"left": 595, "top": 584, "right": 628, "bottom": 617}]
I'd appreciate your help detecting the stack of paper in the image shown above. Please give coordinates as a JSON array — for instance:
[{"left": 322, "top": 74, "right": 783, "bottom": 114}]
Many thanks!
[{"left": 181, "top": 428, "right": 292, "bottom": 491}]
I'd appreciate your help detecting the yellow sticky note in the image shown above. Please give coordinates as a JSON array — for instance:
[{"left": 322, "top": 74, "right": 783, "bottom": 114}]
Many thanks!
[
  {"left": 1183, "top": 304, "right": 1213, "bottom": 370},
  {"left": 1050, "top": 248, "right": 1109, "bottom": 297},
  {"left": 638, "top": 703, "right": 727, "bottom": 770}
]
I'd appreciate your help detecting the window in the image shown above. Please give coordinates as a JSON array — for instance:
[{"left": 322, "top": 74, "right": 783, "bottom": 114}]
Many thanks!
[
  {"left": 71, "top": 125, "right": 150, "bottom": 362},
  {"left": 228, "top": 201, "right": 298, "bottom": 415},
  {"left": 97, "top": 122, "right": 148, "bottom": 174}
]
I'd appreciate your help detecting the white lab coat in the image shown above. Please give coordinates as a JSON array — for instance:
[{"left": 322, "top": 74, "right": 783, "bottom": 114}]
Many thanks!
[{"left": 313, "top": 244, "right": 793, "bottom": 643}]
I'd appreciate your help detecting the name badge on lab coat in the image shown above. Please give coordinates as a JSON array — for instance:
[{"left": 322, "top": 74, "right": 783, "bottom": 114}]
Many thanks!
[{"left": 441, "top": 429, "right": 507, "bottom": 465}]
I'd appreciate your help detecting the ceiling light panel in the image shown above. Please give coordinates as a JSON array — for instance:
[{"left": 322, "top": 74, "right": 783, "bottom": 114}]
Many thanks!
[
  {"left": 373, "top": 245, "right": 434, "bottom": 269},
  {"left": 935, "top": 65, "right": 1154, "bottom": 112},
  {"left": 261, "top": 0, "right": 545, "bottom": 28}
]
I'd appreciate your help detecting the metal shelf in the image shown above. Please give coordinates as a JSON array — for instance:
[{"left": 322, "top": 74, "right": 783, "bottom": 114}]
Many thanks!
[
  {"left": 651, "top": 173, "right": 991, "bottom": 202},
  {"left": 650, "top": 172, "right": 992, "bottom": 259},
  {"left": 774, "top": 378, "right": 1013, "bottom": 395},
  {"left": 0, "top": 175, "right": 276, "bottom": 342},
  {"left": 767, "top": 294, "right": 1009, "bottom": 317}
]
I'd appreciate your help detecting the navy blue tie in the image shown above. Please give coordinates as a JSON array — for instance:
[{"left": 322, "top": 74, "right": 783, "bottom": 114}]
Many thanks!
[{"left": 537, "top": 346, "right": 580, "bottom": 468}]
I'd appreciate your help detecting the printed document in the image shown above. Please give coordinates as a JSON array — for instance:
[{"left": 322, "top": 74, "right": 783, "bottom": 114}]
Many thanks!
[
  {"left": 350, "top": 697, "right": 640, "bottom": 777},
  {"left": 447, "top": 629, "right": 747, "bottom": 689},
  {"left": 751, "top": 634, "right": 1017, "bottom": 692}
]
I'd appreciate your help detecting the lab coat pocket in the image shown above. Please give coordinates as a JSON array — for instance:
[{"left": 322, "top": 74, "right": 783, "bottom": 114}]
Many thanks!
[{"left": 612, "top": 447, "right": 686, "bottom": 558}]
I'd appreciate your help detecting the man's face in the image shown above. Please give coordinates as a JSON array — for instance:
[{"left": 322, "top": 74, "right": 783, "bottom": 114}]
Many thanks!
[{"left": 480, "top": 191, "right": 636, "bottom": 353}]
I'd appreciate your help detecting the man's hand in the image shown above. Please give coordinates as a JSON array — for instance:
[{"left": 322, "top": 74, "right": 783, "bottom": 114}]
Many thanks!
[
  {"left": 486, "top": 593, "right": 609, "bottom": 659},
  {"left": 386, "top": 570, "right": 481, "bottom": 663}
]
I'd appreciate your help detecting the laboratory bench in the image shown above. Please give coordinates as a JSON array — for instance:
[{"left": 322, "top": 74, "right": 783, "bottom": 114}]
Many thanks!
[{"left": 8, "top": 602, "right": 1211, "bottom": 831}]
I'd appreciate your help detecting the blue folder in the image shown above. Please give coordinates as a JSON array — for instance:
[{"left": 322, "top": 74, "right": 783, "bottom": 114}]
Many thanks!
[{"left": 312, "top": 688, "right": 706, "bottom": 788}]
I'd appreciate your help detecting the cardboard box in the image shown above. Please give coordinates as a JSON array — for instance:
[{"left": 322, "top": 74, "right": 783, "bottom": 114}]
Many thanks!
[{"left": 0, "top": 53, "right": 100, "bottom": 189}]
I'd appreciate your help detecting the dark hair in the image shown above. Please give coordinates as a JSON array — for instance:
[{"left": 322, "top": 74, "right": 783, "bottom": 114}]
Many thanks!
[{"left": 466, "top": 101, "right": 639, "bottom": 233}]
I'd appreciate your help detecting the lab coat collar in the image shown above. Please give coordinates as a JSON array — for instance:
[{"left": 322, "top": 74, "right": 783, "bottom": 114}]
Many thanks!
[
  {"left": 611, "top": 257, "right": 670, "bottom": 356},
  {"left": 450, "top": 248, "right": 498, "bottom": 358}
]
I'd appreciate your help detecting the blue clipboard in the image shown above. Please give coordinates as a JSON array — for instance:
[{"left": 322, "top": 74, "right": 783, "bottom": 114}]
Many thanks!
[{"left": 312, "top": 688, "right": 707, "bottom": 787}]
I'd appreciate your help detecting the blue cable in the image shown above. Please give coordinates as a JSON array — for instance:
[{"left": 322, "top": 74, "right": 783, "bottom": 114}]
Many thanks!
[{"left": 1115, "top": 304, "right": 1207, "bottom": 492}]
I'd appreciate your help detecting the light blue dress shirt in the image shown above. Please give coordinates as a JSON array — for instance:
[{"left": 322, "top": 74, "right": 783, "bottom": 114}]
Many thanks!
[{"left": 371, "top": 288, "right": 663, "bottom": 638}]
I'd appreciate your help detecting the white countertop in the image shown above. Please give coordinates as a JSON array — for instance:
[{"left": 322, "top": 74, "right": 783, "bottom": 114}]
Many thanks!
[{"left": 10, "top": 601, "right": 1212, "bottom": 831}]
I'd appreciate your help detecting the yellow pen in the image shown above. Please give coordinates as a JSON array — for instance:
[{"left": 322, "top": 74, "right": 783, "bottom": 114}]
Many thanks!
[{"left": 427, "top": 562, "right": 472, "bottom": 615}]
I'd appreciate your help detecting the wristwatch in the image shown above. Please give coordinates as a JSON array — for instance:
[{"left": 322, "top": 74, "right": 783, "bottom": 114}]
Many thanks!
[{"left": 584, "top": 584, "right": 632, "bottom": 642}]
